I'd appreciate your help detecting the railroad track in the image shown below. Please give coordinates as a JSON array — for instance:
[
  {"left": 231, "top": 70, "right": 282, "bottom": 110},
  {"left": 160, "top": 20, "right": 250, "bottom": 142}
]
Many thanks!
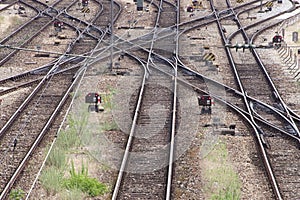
[
  {"left": 0, "top": 0, "right": 117, "bottom": 197},
  {"left": 0, "top": 66, "right": 79, "bottom": 198},
  {"left": 82, "top": 0, "right": 300, "bottom": 197},
  {"left": 211, "top": 0, "right": 300, "bottom": 199},
  {"left": 111, "top": 55, "right": 177, "bottom": 199},
  {"left": 111, "top": 1, "right": 180, "bottom": 198},
  {"left": 0, "top": 15, "right": 51, "bottom": 65},
  {"left": 0, "top": 0, "right": 299, "bottom": 199},
  {"left": 157, "top": 0, "right": 177, "bottom": 28}
]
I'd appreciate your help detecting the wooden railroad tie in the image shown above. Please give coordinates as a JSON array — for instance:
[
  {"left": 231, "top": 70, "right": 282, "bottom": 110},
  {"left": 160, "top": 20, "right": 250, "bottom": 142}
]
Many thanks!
[{"left": 34, "top": 53, "right": 50, "bottom": 57}]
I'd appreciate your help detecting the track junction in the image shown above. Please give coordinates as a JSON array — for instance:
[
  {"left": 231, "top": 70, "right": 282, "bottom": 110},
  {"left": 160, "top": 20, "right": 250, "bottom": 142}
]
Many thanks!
[{"left": 0, "top": 0, "right": 300, "bottom": 199}]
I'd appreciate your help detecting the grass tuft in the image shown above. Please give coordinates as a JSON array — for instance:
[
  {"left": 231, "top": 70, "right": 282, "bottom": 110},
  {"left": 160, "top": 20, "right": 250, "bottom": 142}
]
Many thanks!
[
  {"left": 102, "top": 87, "right": 116, "bottom": 110},
  {"left": 56, "top": 129, "right": 80, "bottom": 150},
  {"left": 203, "top": 140, "right": 241, "bottom": 200},
  {"left": 40, "top": 167, "right": 63, "bottom": 195},
  {"left": 101, "top": 120, "right": 119, "bottom": 131},
  {"left": 46, "top": 147, "right": 66, "bottom": 170},
  {"left": 59, "top": 188, "right": 86, "bottom": 200},
  {"left": 41, "top": 107, "right": 108, "bottom": 198},
  {"left": 63, "top": 161, "right": 108, "bottom": 197},
  {"left": 9, "top": 188, "right": 25, "bottom": 200}
]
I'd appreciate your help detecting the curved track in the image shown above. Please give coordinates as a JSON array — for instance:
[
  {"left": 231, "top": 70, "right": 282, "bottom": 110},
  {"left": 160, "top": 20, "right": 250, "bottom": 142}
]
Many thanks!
[{"left": 0, "top": 0, "right": 300, "bottom": 199}]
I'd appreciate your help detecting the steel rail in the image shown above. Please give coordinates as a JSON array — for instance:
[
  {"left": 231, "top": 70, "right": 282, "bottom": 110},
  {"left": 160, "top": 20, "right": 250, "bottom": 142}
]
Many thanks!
[
  {"left": 78, "top": 20, "right": 300, "bottom": 128},
  {"left": 28, "top": 0, "right": 296, "bottom": 133},
  {"left": 228, "top": 0, "right": 300, "bottom": 126},
  {"left": 249, "top": 14, "right": 300, "bottom": 134},
  {"left": 0, "top": 0, "right": 95, "bottom": 67},
  {"left": 0, "top": 63, "right": 84, "bottom": 97},
  {"left": 80, "top": 22, "right": 300, "bottom": 129},
  {"left": 166, "top": 0, "right": 180, "bottom": 197},
  {"left": 24, "top": 57, "right": 88, "bottom": 200},
  {"left": 112, "top": 0, "right": 177, "bottom": 197},
  {"left": 0, "top": 36, "right": 77, "bottom": 197},
  {"left": 0, "top": 39, "right": 73, "bottom": 137},
  {"left": 0, "top": 44, "right": 97, "bottom": 58},
  {"left": 141, "top": 48, "right": 300, "bottom": 140},
  {"left": 0, "top": 1, "right": 18, "bottom": 12},
  {"left": 144, "top": 55, "right": 300, "bottom": 142},
  {"left": 0, "top": 3, "right": 109, "bottom": 193},
  {"left": 111, "top": 54, "right": 147, "bottom": 200},
  {"left": 23, "top": 22, "right": 107, "bottom": 198},
  {"left": 226, "top": 3, "right": 297, "bottom": 42},
  {"left": 226, "top": 0, "right": 286, "bottom": 198},
  {"left": 0, "top": 4, "right": 40, "bottom": 44},
  {"left": 0, "top": 18, "right": 107, "bottom": 198},
  {"left": 0, "top": 0, "right": 113, "bottom": 199},
  {"left": 210, "top": 0, "right": 282, "bottom": 199},
  {"left": 225, "top": 2, "right": 300, "bottom": 128},
  {"left": 227, "top": 2, "right": 300, "bottom": 136},
  {"left": 23, "top": 0, "right": 104, "bottom": 36},
  {"left": 145, "top": 0, "right": 165, "bottom": 73},
  {"left": 0, "top": 68, "right": 78, "bottom": 199},
  {"left": 0, "top": 15, "right": 53, "bottom": 66}
]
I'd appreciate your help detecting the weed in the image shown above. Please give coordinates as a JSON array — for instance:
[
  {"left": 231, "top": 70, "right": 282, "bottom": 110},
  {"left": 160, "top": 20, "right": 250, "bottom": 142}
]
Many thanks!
[
  {"left": 59, "top": 188, "right": 86, "bottom": 200},
  {"left": 67, "top": 113, "right": 88, "bottom": 136},
  {"left": 63, "top": 161, "right": 108, "bottom": 197},
  {"left": 203, "top": 140, "right": 241, "bottom": 200},
  {"left": 101, "top": 120, "right": 119, "bottom": 131},
  {"left": 102, "top": 87, "right": 116, "bottom": 110},
  {"left": 46, "top": 147, "right": 66, "bottom": 170},
  {"left": 10, "top": 16, "right": 21, "bottom": 26},
  {"left": 80, "top": 127, "right": 93, "bottom": 145},
  {"left": 56, "top": 129, "right": 80, "bottom": 150},
  {"left": 40, "top": 167, "right": 63, "bottom": 195},
  {"left": 69, "top": 91, "right": 81, "bottom": 99},
  {"left": 9, "top": 188, "right": 25, "bottom": 200}
]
